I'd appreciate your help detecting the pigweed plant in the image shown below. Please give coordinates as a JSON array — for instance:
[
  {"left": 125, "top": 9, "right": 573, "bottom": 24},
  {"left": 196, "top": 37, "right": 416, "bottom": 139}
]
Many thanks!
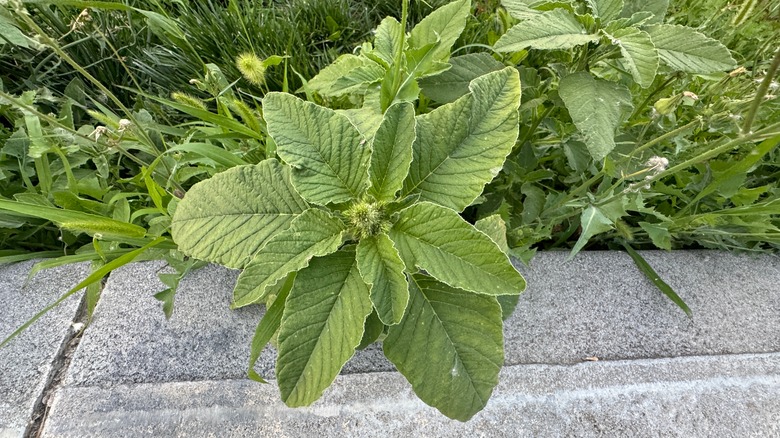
[{"left": 172, "top": 0, "right": 523, "bottom": 421}]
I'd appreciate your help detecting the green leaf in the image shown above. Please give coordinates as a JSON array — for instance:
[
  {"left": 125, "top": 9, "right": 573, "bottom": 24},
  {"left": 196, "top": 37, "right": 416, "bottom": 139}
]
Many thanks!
[
  {"left": 372, "top": 17, "right": 404, "bottom": 65},
  {"left": 587, "top": 0, "right": 624, "bottom": 23},
  {"left": 690, "top": 136, "right": 780, "bottom": 205},
  {"left": 402, "top": 67, "right": 520, "bottom": 212},
  {"left": 606, "top": 27, "right": 658, "bottom": 88},
  {"left": 0, "top": 199, "right": 146, "bottom": 240},
  {"left": 277, "top": 248, "right": 372, "bottom": 407},
  {"left": 171, "top": 160, "right": 309, "bottom": 269},
  {"left": 418, "top": 53, "right": 506, "bottom": 104},
  {"left": 570, "top": 205, "right": 613, "bottom": 259},
  {"left": 620, "top": 0, "right": 668, "bottom": 24},
  {"left": 367, "top": 103, "right": 416, "bottom": 202},
  {"left": 559, "top": 72, "right": 633, "bottom": 161},
  {"left": 474, "top": 214, "right": 509, "bottom": 253},
  {"left": 408, "top": 0, "right": 470, "bottom": 64},
  {"left": 263, "top": 92, "right": 371, "bottom": 205},
  {"left": 144, "top": 95, "right": 264, "bottom": 140},
  {"left": 639, "top": 221, "right": 672, "bottom": 250},
  {"left": 622, "top": 242, "right": 691, "bottom": 316},
  {"left": 500, "top": 0, "right": 542, "bottom": 20},
  {"left": 388, "top": 202, "right": 525, "bottom": 296},
  {"left": 167, "top": 143, "right": 248, "bottom": 168},
  {"left": 232, "top": 208, "right": 346, "bottom": 308},
  {"left": 384, "top": 274, "right": 504, "bottom": 421},
  {"left": 0, "top": 15, "right": 38, "bottom": 49},
  {"left": 248, "top": 272, "right": 295, "bottom": 383},
  {"left": 494, "top": 8, "right": 601, "bottom": 52},
  {"left": 356, "top": 233, "right": 409, "bottom": 325},
  {"left": 474, "top": 215, "right": 520, "bottom": 320},
  {"left": 308, "top": 54, "right": 385, "bottom": 97},
  {"left": 356, "top": 311, "right": 384, "bottom": 349},
  {"left": 644, "top": 24, "right": 736, "bottom": 73}
]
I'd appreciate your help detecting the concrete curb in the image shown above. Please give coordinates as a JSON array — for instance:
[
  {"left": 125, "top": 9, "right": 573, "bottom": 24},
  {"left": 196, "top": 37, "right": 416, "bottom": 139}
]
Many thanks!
[
  {"left": 43, "top": 353, "right": 780, "bottom": 437},
  {"left": 0, "top": 261, "right": 89, "bottom": 438},
  {"left": 3, "top": 250, "right": 779, "bottom": 436}
]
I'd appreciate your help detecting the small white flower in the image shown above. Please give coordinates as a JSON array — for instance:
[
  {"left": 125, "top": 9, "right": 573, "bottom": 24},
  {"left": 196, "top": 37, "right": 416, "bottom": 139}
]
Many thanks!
[
  {"left": 89, "top": 126, "right": 109, "bottom": 141},
  {"left": 683, "top": 91, "right": 699, "bottom": 100},
  {"left": 646, "top": 156, "right": 669, "bottom": 173},
  {"left": 117, "top": 119, "right": 132, "bottom": 132}
]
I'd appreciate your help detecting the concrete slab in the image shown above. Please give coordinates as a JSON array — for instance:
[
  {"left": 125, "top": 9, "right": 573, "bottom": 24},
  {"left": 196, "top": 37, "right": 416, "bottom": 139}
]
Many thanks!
[
  {"left": 66, "top": 251, "right": 780, "bottom": 390},
  {"left": 507, "top": 251, "right": 780, "bottom": 364},
  {"left": 65, "top": 261, "right": 392, "bottom": 388},
  {"left": 0, "top": 261, "right": 88, "bottom": 438},
  {"left": 42, "top": 353, "right": 780, "bottom": 437}
]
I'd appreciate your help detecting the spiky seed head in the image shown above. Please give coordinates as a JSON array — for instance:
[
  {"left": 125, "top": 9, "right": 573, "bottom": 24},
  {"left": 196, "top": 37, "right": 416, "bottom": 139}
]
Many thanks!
[
  {"left": 171, "top": 92, "right": 207, "bottom": 110},
  {"left": 345, "top": 201, "right": 390, "bottom": 240},
  {"left": 236, "top": 53, "right": 266, "bottom": 86}
]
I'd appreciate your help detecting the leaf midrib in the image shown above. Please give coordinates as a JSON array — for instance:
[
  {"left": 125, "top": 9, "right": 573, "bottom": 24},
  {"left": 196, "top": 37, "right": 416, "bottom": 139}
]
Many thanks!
[
  {"left": 410, "top": 276, "right": 492, "bottom": 407},
  {"left": 395, "top": 227, "right": 513, "bottom": 292}
]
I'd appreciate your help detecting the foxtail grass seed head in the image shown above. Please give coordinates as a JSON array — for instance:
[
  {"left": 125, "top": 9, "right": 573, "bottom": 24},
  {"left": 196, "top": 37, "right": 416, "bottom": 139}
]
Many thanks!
[
  {"left": 171, "top": 92, "right": 208, "bottom": 110},
  {"left": 236, "top": 53, "right": 266, "bottom": 86}
]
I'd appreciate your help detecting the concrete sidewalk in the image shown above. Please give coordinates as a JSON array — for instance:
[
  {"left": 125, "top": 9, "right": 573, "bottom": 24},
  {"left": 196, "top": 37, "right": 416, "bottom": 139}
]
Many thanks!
[{"left": 2, "top": 251, "right": 779, "bottom": 437}]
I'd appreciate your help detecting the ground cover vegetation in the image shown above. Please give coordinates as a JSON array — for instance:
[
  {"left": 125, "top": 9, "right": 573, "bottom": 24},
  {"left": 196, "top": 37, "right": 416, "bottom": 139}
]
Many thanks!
[{"left": 1, "top": 0, "right": 779, "bottom": 421}]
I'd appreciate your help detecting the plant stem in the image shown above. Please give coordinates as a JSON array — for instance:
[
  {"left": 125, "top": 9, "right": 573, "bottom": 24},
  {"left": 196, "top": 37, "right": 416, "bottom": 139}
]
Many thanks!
[
  {"left": 515, "top": 106, "right": 554, "bottom": 151},
  {"left": 599, "top": 125, "right": 780, "bottom": 207},
  {"left": 385, "top": 0, "right": 409, "bottom": 112},
  {"left": 629, "top": 118, "right": 702, "bottom": 159},
  {"left": 742, "top": 47, "right": 780, "bottom": 135}
]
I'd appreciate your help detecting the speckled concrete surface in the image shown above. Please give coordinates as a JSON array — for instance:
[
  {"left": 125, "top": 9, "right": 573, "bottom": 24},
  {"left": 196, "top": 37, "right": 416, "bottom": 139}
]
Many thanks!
[
  {"left": 42, "top": 353, "right": 780, "bottom": 437},
  {"left": 32, "top": 251, "right": 780, "bottom": 436},
  {"left": 506, "top": 250, "right": 780, "bottom": 364},
  {"left": 0, "top": 261, "right": 88, "bottom": 438}
]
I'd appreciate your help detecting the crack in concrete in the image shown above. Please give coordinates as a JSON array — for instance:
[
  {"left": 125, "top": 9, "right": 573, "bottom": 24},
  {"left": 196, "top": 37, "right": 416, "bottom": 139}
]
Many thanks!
[{"left": 23, "top": 283, "right": 99, "bottom": 438}]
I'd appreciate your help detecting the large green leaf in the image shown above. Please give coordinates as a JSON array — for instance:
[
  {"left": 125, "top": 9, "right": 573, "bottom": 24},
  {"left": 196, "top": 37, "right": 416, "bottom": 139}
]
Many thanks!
[
  {"left": 620, "top": 0, "right": 668, "bottom": 24},
  {"left": 263, "top": 92, "right": 370, "bottom": 205},
  {"left": 559, "top": 72, "right": 633, "bottom": 161},
  {"left": 408, "top": 0, "right": 470, "bottom": 64},
  {"left": 607, "top": 27, "right": 658, "bottom": 88},
  {"left": 277, "top": 248, "right": 372, "bottom": 407},
  {"left": 232, "top": 208, "right": 346, "bottom": 308},
  {"left": 384, "top": 274, "right": 504, "bottom": 421},
  {"left": 368, "top": 102, "right": 416, "bottom": 202},
  {"left": 388, "top": 202, "right": 525, "bottom": 295},
  {"left": 418, "top": 53, "right": 506, "bottom": 104},
  {"left": 356, "top": 233, "right": 409, "bottom": 325},
  {"left": 494, "top": 8, "right": 601, "bottom": 52},
  {"left": 402, "top": 67, "right": 520, "bottom": 212},
  {"left": 644, "top": 24, "right": 736, "bottom": 73},
  {"left": 307, "top": 54, "right": 385, "bottom": 97},
  {"left": 172, "top": 160, "right": 309, "bottom": 269},
  {"left": 587, "top": 0, "right": 624, "bottom": 23}
]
